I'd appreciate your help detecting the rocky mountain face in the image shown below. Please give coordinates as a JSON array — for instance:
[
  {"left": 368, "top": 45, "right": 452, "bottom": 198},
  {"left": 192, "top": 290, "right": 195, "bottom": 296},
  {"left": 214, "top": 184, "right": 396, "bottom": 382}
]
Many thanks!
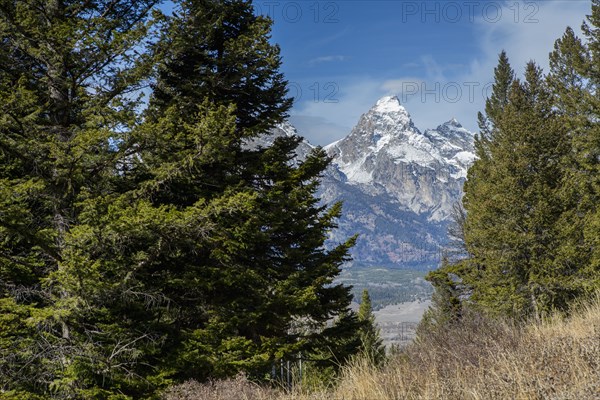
[
  {"left": 320, "top": 96, "right": 475, "bottom": 268},
  {"left": 258, "top": 96, "right": 475, "bottom": 269},
  {"left": 324, "top": 96, "right": 474, "bottom": 222}
]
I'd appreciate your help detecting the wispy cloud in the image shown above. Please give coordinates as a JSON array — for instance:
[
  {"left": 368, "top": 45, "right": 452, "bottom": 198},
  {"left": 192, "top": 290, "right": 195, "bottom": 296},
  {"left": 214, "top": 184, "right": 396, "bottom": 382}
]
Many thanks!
[
  {"left": 402, "top": 62, "right": 421, "bottom": 69},
  {"left": 292, "top": 0, "right": 592, "bottom": 145},
  {"left": 380, "top": 77, "right": 426, "bottom": 94},
  {"left": 308, "top": 55, "right": 349, "bottom": 66},
  {"left": 310, "top": 28, "right": 350, "bottom": 48}
]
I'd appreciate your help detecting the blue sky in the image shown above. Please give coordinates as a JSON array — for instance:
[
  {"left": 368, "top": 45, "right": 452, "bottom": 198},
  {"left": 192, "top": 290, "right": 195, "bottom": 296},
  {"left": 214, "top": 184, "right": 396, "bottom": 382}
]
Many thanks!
[{"left": 252, "top": 0, "right": 592, "bottom": 145}]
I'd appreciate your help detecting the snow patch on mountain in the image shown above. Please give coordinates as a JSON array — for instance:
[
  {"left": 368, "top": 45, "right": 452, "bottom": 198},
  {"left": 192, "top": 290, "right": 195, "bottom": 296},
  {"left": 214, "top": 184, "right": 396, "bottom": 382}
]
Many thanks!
[
  {"left": 244, "top": 121, "right": 314, "bottom": 163},
  {"left": 324, "top": 95, "right": 475, "bottom": 226},
  {"left": 251, "top": 96, "right": 476, "bottom": 268},
  {"left": 373, "top": 95, "right": 410, "bottom": 116}
]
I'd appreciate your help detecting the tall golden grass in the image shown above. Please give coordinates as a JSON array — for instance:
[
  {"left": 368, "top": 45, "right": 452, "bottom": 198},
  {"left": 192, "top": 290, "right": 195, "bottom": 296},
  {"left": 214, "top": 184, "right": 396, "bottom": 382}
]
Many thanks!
[{"left": 164, "top": 296, "right": 600, "bottom": 400}]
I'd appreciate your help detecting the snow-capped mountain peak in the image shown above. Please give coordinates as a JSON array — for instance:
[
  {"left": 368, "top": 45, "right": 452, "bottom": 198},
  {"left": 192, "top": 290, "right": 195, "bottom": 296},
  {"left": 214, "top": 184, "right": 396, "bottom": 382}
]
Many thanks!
[
  {"left": 365, "top": 95, "right": 413, "bottom": 129},
  {"left": 254, "top": 98, "right": 477, "bottom": 268},
  {"left": 445, "top": 117, "right": 461, "bottom": 128},
  {"left": 325, "top": 96, "right": 475, "bottom": 221},
  {"left": 437, "top": 118, "right": 470, "bottom": 135},
  {"left": 340, "top": 96, "right": 416, "bottom": 151},
  {"left": 373, "top": 95, "right": 406, "bottom": 114},
  {"left": 426, "top": 119, "right": 475, "bottom": 161}
]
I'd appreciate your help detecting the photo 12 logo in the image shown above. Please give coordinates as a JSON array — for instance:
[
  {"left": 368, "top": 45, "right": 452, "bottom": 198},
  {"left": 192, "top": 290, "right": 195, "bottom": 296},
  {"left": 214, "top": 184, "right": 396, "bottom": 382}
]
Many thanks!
[
  {"left": 400, "top": 81, "right": 494, "bottom": 104},
  {"left": 254, "top": 1, "right": 340, "bottom": 23},
  {"left": 401, "top": 1, "right": 539, "bottom": 23},
  {"left": 288, "top": 82, "right": 340, "bottom": 103}
]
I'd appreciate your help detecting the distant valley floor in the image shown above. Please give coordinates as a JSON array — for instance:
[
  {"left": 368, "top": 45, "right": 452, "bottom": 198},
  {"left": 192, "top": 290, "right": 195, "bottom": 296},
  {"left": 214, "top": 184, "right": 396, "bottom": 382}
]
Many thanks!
[{"left": 339, "top": 265, "right": 433, "bottom": 347}]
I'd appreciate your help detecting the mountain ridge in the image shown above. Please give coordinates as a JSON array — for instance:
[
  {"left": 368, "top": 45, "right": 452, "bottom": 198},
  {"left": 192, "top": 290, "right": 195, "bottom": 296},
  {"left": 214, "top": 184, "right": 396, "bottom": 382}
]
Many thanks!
[
  {"left": 256, "top": 95, "right": 476, "bottom": 269},
  {"left": 323, "top": 95, "right": 475, "bottom": 222}
]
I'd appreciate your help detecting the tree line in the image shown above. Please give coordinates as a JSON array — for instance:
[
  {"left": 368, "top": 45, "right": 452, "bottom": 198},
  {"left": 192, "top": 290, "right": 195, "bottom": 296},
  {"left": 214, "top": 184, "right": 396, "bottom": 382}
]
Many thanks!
[{"left": 424, "top": 1, "right": 600, "bottom": 328}]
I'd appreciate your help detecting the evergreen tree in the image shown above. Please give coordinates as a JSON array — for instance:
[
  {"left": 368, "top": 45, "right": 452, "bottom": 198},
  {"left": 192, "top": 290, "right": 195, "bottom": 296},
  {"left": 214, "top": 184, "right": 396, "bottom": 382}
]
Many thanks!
[
  {"left": 0, "top": 1, "right": 159, "bottom": 397},
  {"left": 428, "top": 53, "right": 516, "bottom": 322},
  {"left": 152, "top": 0, "right": 292, "bottom": 135},
  {"left": 425, "top": 3, "right": 600, "bottom": 325},
  {"left": 419, "top": 257, "right": 467, "bottom": 336},
  {"left": 476, "top": 50, "right": 514, "bottom": 147},
  {"left": 146, "top": 0, "right": 292, "bottom": 204},
  {"left": 484, "top": 51, "right": 514, "bottom": 124},
  {"left": 133, "top": 0, "right": 360, "bottom": 383},
  {"left": 0, "top": 0, "right": 359, "bottom": 397},
  {"left": 357, "top": 289, "right": 385, "bottom": 365},
  {"left": 548, "top": 2, "right": 600, "bottom": 292},
  {"left": 575, "top": 2, "right": 600, "bottom": 288},
  {"left": 458, "top": 59, "right": 572, "bottom": 318},
  {"left": 424, "top": 54, "right": 570, "bottom": 328}
]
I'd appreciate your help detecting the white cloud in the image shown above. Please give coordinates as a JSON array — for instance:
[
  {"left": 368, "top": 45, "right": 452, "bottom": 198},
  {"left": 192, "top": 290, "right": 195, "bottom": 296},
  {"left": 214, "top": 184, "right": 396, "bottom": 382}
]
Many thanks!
[
  {"left": 380, "top": 77, "right": 426, "bottom": 94},
  {"left": 419, "top": 0, "right": 591, "bottom": 132},
  {"left": 474, "top": 0, "right": 588, "bottom": 73},
  {"left": 308, "top": 55, "right": 348, "bottom": 66}
]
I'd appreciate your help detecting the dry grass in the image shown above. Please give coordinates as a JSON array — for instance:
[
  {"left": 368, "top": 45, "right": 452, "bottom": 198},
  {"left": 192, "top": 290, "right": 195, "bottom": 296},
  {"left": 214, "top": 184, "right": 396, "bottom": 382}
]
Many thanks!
[
  {"left": 164, "top": 296, "right": 600, "bottom": 400},
  {"left": 162, "top": 373, "right": 279, "bottom": 400}
]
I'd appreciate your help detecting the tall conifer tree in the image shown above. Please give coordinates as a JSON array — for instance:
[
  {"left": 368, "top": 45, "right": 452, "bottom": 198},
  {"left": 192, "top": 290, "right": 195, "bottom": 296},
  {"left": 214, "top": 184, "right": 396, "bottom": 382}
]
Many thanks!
[
  {"left": 548, "top": 3, "right": 600, "bottom": 296},
  {"left": 0, "top": 0, "right": 359, "bottom": 397},
  {"left": 0, "top": 1, "right": 159, "bottom": 397},
  {"left": 357, "top": 289, "right": 385, "bottom": 365},
  {"left": 437, "top": 57, "right": 573, "bottom": 319}
]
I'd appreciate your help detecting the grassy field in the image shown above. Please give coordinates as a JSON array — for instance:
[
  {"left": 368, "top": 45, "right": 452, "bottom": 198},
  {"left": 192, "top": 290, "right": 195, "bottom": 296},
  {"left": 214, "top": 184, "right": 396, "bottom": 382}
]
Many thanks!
[{"left": 164, "top": 296, "right": 600, "bottom": 400}]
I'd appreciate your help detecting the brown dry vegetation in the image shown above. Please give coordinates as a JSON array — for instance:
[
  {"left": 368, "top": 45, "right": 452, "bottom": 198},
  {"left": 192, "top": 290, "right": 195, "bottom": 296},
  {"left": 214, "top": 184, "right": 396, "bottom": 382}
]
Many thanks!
[{"left": 163, "top": 297, "right": 600, "bottom": 400}]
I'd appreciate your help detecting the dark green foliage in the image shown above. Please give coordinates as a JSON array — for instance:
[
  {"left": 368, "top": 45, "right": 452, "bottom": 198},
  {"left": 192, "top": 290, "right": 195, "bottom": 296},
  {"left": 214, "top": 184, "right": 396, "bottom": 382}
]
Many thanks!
[
  {"left": 549, "top": 1, "right": 600, "bottom": 291},
  {"left": 0, "top": 1, "right": 160, "bottom": 397},
  {"left": 151, "top": 0, "right": 292, "bottom": 135},
  {"left": 426, "top": 2, "right": 600, "bottom": 325},
  {"left": 0, "top": 0, "right": 358, "bottom": 398},
  {"left": 418, "top": 258, "right": 466, "bottom": 336},
  {"left": 482, "top": 50, "right": 514, "bottom": 136},
  {"left": 462, "top": 61, "right": 574, "bottom": 318},
  {"left": 357, "top": 289, "right": 385, "bottom": 365},
  {"left": 135, "top": 0, "right": 358, "bottom": 384}
]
